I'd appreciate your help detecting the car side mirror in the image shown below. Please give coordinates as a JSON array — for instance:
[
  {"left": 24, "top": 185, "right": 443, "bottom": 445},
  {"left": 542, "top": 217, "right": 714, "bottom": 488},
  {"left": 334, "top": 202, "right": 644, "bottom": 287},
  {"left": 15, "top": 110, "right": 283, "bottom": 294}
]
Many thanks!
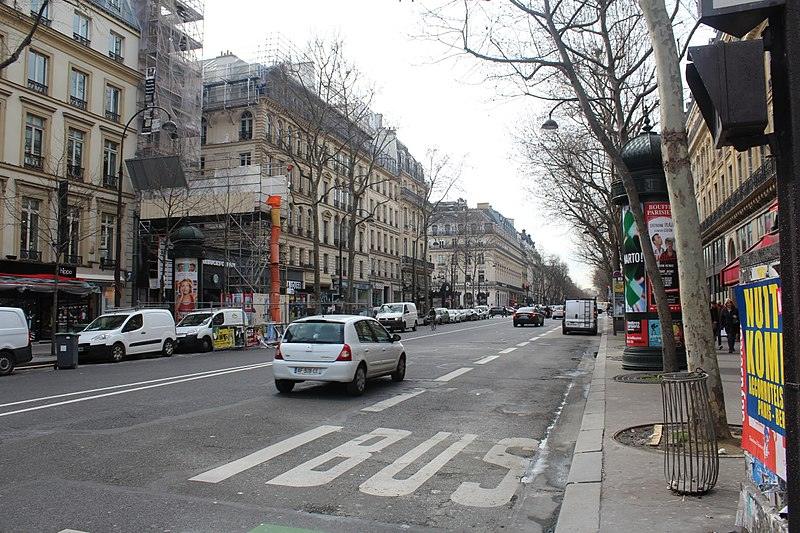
[{"left": 392, "top": 334, "right": 401, "bottom": 342}]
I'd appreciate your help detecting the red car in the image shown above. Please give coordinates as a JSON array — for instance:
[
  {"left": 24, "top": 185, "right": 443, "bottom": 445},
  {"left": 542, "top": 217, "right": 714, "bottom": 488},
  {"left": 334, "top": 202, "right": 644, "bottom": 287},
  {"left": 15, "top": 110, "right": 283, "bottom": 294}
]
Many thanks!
[{"left": 513, "top": 307, "right": 544, "bottom": 327}]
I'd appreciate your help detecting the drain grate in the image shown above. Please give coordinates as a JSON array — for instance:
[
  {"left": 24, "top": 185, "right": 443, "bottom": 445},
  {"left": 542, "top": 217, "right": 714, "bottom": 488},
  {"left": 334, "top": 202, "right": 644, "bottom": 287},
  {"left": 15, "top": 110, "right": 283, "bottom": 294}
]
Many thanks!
[{"left": 613, "top": 372, "right": 664, "bottom": 384}]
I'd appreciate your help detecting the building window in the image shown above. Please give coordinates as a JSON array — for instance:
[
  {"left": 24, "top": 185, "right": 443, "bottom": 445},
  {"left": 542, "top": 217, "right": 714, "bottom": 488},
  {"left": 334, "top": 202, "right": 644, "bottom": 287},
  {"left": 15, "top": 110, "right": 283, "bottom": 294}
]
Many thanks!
[
  {"left": 323, "top": 220, "right": 329, "bottom": 245},
  {"left": 200, "top": 117, "right": 208, "bottom": 145},
  {"left": 66, "top": 207, "right": 81, "bottom": 262},
  {"left": 31, "top": 0, "right": 51, "bottom": 24},
  {"left": 69, "top": 68, "right": 88, "bottom": 109},
  {"left": 323, "top": 253, "right": 329, "bottom": 274},
  {"left": 105, "top": 84, "right": 121, "bottom": 122},
  {"left": 24, "top": 113, "right": 45, "bottom": 170},
  {"left": 66, "top": 128, "right": 85, "bottom": 180},
  {"left": 27, "top": 50, "right": 48, "bottom": 94},
  {"left": 239, "top": 152, "right": 251, "bottom": 166},
  {"left": 359, "top": 260, "right": 364, "bottom": 279},
  {"left": 20, "top": 197, "right": 41, "bottom": 259},
  {"left": 73, "top": 12, "right": 91, "bottom": 46},
  {"left": 297, "top": 209, "right": 302, "bottom": 233},
  {"left": 107, "top": 0, "right": 120, "bottom": 12},
  {"left": 266, "top": 115, "right": 273, "bottom": 142},
  {"left": 289, "top": 246, "right": 295, "bottom": 266},
  {"left": 199, "top": 156, "right": 205, "bottom": 171},
  {"left": 103, "top": 140, "right": 119, "bottom": 188},
  {"left": 240, "top": 111, "right": 253, "bottom": 140},
  {"left": 99, "top": 213, "right": 116, "bottom": 262}
]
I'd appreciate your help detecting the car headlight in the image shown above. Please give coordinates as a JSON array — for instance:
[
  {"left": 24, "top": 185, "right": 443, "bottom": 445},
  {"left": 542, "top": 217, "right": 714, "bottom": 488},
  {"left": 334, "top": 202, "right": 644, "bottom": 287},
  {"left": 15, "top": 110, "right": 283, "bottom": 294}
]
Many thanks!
[
  {"left": 184, "top": 328, "right": 198, "bottom": 336},
  {"left": 92, "top": 333, "right": 108, "bottom": 342}
]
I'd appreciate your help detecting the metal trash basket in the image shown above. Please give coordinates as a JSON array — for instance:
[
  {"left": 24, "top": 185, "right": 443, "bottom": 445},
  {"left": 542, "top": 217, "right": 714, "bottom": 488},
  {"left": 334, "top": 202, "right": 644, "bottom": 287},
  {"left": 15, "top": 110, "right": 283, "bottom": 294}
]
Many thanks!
[
  {"left": 54, "top": 333, "right": 79, "bottom": 370},
  {"left": 660, "top": 370, "right": 719, "bottom": 495}
]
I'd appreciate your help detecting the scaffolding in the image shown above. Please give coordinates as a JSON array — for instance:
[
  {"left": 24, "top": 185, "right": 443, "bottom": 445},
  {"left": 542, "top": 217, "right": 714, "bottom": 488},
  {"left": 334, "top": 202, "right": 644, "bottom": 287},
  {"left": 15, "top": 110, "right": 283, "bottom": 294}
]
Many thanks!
[{"left": 133, "top": 0, "right": 204, "bottom": 171}]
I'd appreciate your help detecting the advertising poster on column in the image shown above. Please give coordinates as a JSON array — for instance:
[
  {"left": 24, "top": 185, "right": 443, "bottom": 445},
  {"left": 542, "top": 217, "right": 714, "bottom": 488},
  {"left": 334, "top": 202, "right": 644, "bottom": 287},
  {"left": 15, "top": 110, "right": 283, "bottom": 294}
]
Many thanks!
[
  {"left": 174, "top": 257, "right": 198, "bottom": 322},
  {"left": 645, "top": 202, "right": 681, "bottom": 312},
  {"left": 626, "top": 319, "right": 648, "bottom": 347},
  {"left": 735, "top": 278, "right": 785, "bottom": 479},
  {"left": 648, "top": 320, "right": 685, "bottom": 348},
  {"left": 622, "top": 206, "right": 647, "bottom": 313}
]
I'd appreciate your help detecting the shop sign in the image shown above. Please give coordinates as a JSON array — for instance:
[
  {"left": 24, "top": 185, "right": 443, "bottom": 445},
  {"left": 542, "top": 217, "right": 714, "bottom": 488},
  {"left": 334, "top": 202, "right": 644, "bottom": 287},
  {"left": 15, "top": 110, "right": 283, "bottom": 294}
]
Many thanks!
[
  {"left": 735, "top": 278, "right": 785, "bottom": 479},
  {"left": 287, "top": 280, "right": 302, "bottom": 295}
]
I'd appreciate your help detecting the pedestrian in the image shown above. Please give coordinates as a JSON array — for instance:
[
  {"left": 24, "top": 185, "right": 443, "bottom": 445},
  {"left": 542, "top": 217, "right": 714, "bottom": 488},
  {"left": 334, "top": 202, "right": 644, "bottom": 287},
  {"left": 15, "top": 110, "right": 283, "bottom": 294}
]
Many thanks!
[
  {"left": 720, "top": 298, "right": 741, "bottom": 354},
  {"left": 428, "top": 307, "right": 437, "bottom": 331},
  {"left": 710, "top": 301, "right": 722, "bottom": 350}
]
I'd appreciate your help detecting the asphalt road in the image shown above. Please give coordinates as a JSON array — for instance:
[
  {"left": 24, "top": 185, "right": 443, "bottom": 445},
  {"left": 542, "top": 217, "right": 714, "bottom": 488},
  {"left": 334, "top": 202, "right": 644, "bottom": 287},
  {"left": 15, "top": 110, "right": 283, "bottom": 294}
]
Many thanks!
[{"left": 0, "top": 317, "right": 601, "bottom": 533}]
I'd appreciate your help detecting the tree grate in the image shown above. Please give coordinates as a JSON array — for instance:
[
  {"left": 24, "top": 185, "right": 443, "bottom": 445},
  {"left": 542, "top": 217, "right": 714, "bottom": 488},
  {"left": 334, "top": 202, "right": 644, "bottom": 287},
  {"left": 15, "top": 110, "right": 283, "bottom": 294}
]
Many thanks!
[{"left": 612, "top": 372, "right": 664, "bottom": 384}]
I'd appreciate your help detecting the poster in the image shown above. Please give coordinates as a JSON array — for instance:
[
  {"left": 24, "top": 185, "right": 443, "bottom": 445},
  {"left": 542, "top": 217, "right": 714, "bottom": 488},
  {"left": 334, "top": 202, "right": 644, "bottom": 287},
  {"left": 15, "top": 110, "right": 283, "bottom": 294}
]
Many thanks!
[
  {"left": 626, "top": 319, "right": 648, "bottom": 347},
  {"left": 735, "top": 278, "right": 785, "bottom": 480},
  {"left": 645, "top": 202, "right": 681, "bottom": 313},
  {"left": 648, "top": 320, "right": 685, "bottom": 348},
  {"left": 174, "top": 257, "right": 198, "bottom": 321},
  {"left": 212, "top": 326, "right": 235, "bottom": 350},
  {"left": 622, "top": 206, "right": 647, "bottom": 313},
  {"left": 613, "top": 274, "right": 625, "bottom": 318}
]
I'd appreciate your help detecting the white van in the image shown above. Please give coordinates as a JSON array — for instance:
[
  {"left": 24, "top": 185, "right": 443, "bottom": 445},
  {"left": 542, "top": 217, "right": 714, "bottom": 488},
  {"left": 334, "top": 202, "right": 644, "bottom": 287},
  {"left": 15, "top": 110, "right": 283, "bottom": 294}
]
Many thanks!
[
  {"left": 176, "top": 308, "right": 247, "bottom": 352},
  {"left": 78, "top": 309, "right": 177, "bottom": 362},
  {"left": 562, "top": 299, "right": 598, "bottom": 335},
  {"left": 0, "top": 307, "right": 32, "bottom": 376},
  {"left": 376, "top": 302, "right": 418, "bottom": 332}
]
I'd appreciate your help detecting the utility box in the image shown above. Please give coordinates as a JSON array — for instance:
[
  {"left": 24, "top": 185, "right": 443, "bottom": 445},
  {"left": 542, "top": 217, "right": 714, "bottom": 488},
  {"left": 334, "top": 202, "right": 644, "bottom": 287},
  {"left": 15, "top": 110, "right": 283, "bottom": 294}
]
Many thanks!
[{"left": 54, "top": 333, "right": 78, "bottom": 370}]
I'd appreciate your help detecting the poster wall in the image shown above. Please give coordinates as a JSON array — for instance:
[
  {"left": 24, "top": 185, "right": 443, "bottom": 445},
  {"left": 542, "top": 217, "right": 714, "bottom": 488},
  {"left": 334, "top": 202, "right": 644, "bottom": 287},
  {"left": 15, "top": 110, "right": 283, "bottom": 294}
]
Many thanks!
[
  {"left": 735, "top": 278, "right": 785, "bottom": 480},
  {"left": 174, "top": 257, "right": 198, "bottom": 321},
  {"left": 645, "top": 202, "right": 681, "bottom": 313},
  {"left": 622, "top": 206, "right": 647, "bottom": 313}
]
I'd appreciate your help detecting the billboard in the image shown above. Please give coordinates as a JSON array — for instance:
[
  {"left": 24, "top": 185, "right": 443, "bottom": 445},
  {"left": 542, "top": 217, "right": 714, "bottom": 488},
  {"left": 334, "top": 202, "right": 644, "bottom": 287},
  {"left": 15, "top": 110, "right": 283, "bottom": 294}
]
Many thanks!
[
  {"left": 645, "top": 202, "right": 681, "bottom": 313},
  {"left": 735, "top": 278, "right": 785, "bottom": 479},
  {"left": 174, "top": 257, "right": 198, "bottom": 321},
  {"left": 622, "top": 206, "right": 646, "bottom": 313}
]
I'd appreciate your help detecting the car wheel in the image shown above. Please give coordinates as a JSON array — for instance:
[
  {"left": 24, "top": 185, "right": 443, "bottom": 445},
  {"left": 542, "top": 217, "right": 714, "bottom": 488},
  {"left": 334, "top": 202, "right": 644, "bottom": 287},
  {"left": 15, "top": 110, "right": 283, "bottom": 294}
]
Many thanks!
[
  {"left": 275, "top": 379, "right": 295, "bottom": 393},
  {"left": 412, "top": 321, "right": 417, "bottom": 332},
  {"left": 201, "top": 337, "right": 213, "bottom": 352},
  {"left": 562, "top": 327, "right": 568, "bottom": 335},
  {"left": 162, "top": 339, "right": 175, "bottom": 357},
  {"left": 347, "top": 364, "right": 367, "bottom": 396},
  {"left": 110, "top": 343, "right": 125, "bottom": 362},
  {"left": 513, "top": 322, "right": 519, "bottom": 327},
  {"left": 0, "top": 351, "right": 14, "bottom": 376},
  {"left": 391, "top": 354, "right": 406, "bottom": 382}
]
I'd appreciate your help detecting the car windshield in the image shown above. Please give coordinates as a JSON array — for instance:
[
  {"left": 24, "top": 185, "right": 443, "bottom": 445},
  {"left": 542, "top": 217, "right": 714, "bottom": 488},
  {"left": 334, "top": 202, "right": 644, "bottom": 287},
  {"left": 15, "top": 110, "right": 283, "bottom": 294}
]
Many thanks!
[
  {"left": 379, "top": 304, "right": 403, "bottom": 314},
  {"left": 178, "top": 313, "right": 212, "bottom": 326},
  {"left": 283, "top": 321, "right": 344, "bottom": 344},
  {"left": 517, "top": 307, "right": 535, "bottom": 313},
  {"left": 83, "top": 315, "right": 127, "bottom": 331}
]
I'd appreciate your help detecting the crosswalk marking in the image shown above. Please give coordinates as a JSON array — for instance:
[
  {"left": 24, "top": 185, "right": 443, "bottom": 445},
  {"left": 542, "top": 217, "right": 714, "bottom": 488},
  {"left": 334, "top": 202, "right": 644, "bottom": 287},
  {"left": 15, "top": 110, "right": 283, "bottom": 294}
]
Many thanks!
[
  {"left": 435, "top": 367, "right": 473, "bottom": 381},
  {"left": 189, "top": 425, "right": 342, "bottom": 483},
  {"left": 362, "top": 390, "right": 425, "bottom": 412},
  {"left": 498, "top": 347, "right": 517, "bottom": 354},
  {"left": 516, "top": 341, "right": 529, "bottom": 347},
  {"left": 474, "top": 355, "right": 499, "bottom": 365}
]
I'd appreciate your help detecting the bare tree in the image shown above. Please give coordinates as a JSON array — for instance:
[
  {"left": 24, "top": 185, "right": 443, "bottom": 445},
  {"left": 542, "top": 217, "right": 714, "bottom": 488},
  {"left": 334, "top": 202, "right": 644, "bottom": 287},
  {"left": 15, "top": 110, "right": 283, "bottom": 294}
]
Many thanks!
[{"left": 0, "top": 0, "right": 50, "bottom": 71}]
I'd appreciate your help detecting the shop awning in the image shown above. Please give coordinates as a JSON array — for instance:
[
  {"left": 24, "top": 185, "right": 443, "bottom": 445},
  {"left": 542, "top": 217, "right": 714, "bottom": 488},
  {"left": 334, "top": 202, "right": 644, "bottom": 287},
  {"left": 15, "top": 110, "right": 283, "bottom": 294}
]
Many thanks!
[
  {"left": 0, "top": 273, "right": 100, "bottom": 295},
  {"left": 721, "top": 258, "right": 741, "bottom": 286}
]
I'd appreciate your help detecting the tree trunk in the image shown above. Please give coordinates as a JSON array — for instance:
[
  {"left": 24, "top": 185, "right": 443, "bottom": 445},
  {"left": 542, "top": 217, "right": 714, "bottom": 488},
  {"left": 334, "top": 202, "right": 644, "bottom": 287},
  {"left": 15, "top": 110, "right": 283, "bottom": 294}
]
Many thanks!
[
  {"left": 639, "top": 0, "right": 730, "bottom": 438},
  {"left": 312, "top": 200, "right": 321, "bottom": 312},
  {"left": 346, "top": 206, "right": 358, "bottom": 313}
]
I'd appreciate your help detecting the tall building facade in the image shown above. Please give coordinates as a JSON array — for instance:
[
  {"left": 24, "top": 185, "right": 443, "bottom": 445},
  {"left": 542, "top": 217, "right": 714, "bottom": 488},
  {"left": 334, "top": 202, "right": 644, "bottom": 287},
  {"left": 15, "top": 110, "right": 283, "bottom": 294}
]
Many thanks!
[
  {"left": 687, "top": 27, "right": 777, "bottom": 305},
  {"left": 0, "top": 0, "right": 142, "bottom": 338}
]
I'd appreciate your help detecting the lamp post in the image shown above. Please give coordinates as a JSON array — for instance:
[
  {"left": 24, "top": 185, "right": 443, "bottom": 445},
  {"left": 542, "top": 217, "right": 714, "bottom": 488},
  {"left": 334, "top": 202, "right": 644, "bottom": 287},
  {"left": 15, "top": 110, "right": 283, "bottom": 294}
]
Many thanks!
[
  {"left": 114, "top": 106, "right": 178, "bottom": 308},
  {"left": 540, "top": 100, "right": 573, "bottom": 131}
]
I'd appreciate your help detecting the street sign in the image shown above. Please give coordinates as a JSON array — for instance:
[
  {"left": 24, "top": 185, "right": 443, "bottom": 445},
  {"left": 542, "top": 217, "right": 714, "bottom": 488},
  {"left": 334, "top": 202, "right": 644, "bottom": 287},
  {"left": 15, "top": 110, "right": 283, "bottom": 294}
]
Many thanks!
[{"left": 698, "top": 0, "right": 784, "bottom": 37}]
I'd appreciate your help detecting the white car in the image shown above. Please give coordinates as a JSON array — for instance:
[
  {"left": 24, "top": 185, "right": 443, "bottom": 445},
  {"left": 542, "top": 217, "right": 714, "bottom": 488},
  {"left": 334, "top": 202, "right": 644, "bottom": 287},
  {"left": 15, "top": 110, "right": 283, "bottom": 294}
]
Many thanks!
[
  {"left": 551, "top": 305, "right": 565, "bottom": 320},
  {"left": 0, "top": 307, "right": 32, "bottom": 376},
  {"left": 176, "top": 308, "right": 247, "bottom": 352},
  {"left": 78, "top": 309, "right": 177, "bottom": 362},
  {"left": 376, "top": 302, "right": 418, "bottom": 332},
  {"left": 273, "top": 315, "right": 406, "bottom": 396}
]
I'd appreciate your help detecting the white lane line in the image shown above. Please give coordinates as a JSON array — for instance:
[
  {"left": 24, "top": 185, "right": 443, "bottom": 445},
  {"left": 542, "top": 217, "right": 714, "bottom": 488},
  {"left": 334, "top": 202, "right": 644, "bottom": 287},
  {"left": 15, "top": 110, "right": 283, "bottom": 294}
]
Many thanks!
[
  {"left": 529, "top": 337, "right": 541, "bottom": 341},
  {"left": 362, "top": 389, "right": 426, "bottom": 412},
  {"left": 0, "top": 363, "right": 273, "bottom": 418},
  {"left": 474, "top": 355, "right": 499, "bottom": 365},
  {"left": 402, "top": 322, "right": 499, "bottom": 342},
  {"left": 435, "top": 367, "right": 473, "bottom": 382},
  {"left": 189, "top": 425, "right": 343, "bottom": 483},
  {"left": 516, "top": 342, "right": 529, "bottom": 347},
  {"left": 0, "top": 361, "right": 270, "bottom": 409},
  {"left": 498, "top": 347, "right": 517, "bottom": 354}
]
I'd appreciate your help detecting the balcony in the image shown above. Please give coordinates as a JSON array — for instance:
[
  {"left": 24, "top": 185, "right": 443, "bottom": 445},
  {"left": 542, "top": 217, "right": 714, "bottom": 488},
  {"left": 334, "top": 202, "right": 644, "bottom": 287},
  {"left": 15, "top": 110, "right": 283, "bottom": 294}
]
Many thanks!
[
  {"left": 105, "top": 110, "right": 120, "bottom": 123},
  {"left": 100, "top": 257, "right": 116, "bottom": 270},
  {"left": 63, "top": 254, "right": 82, "bottom": 265},
  {"left": 69, "top": 96, "right": 87, "bottom": 110},
  {"left": 30, "top": 11, "right": 52, "bottom": 26},
  {"left": 103, "top": 174, "right": 118, "bottom": 190},
  {"left": 20, "top": 249, "right": 42, "bottom": 261},
  {"left": 73, "top": 33, "right": 91, "bottom": 47},
  {"left": 67, "top": 165, "right": 84, "bottom": 181},
  {"left": 108, "top": 51, "right": 124, "bottom": 63},
  {"left": 24, "top": 153, "right": 44, "bottom": 170},
  {"left": 700, "top": 158, "right": 776, "bottom": 235},
  {"left": 27, "top": 79, "right": 47, "bottom": 95}
]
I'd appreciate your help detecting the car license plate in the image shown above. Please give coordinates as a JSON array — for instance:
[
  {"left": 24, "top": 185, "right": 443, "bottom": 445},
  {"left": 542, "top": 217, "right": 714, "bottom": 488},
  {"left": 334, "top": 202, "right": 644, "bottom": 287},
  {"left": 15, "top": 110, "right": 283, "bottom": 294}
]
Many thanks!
[
  {"left": 295, "top": 367, "right": 322, "bottom": 376},
  {"left": 518, "top": 314, "right": 528, "bottom": 318}
]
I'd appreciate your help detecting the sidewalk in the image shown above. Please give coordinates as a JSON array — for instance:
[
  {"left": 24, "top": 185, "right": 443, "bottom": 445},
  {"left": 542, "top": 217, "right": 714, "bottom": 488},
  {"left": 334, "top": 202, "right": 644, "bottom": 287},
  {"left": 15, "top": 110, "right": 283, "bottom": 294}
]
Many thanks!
[
  {"left": 25, "top": 342, "right": 56, "bottom": 366},
  {"left": 556, "top": 325, "right": 744, "bottom": 532}
]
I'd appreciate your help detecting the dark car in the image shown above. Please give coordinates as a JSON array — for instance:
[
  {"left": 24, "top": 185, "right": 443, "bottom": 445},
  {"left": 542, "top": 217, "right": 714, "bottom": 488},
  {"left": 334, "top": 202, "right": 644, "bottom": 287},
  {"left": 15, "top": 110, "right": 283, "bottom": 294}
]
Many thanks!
[
  {"left": 489, "top": 306, "right": 505, "bottom": 317},
  {"left": 513, "top": 306, "right": 544, "bottom": 327}
]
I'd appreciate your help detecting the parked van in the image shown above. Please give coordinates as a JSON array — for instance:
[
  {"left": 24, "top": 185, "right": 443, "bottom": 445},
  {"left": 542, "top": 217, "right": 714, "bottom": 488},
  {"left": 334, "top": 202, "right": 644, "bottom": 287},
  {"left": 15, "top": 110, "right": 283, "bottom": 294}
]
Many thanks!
[
  {"left": 562, "top": 298, "right": 598, "bottom": 335},
  {"left": 176, "top": 308, "right": 247, "bottom": 352},
  {"left": 376, "top": 302, "right": 418, "bottom": 332},
  {"left": 0, "top": 307, "right": 32, "bottom": 375},
  {"left": 78, "top": 309, "right": 177, "bottom": 362}
]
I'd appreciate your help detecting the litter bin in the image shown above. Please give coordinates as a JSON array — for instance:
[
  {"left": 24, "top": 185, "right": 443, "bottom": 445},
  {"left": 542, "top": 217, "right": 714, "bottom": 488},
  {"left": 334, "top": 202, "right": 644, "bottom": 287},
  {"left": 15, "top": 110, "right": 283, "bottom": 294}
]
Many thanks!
[
  {"left": 54, "top": 333, "right": 79, "bottom": 370},
  {"left": 660, "top": 370, "right": 718, "bottom": 495}
]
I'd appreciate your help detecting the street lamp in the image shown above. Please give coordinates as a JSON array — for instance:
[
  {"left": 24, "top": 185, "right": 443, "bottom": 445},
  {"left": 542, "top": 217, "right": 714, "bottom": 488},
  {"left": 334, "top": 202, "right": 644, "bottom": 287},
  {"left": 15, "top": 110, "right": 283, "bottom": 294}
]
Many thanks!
[
  {"left": 540, "top": 100, "right": 573, "bottom": 131},
  {"left": 114, "top": 106, "right": 178, "bottom": 307}
]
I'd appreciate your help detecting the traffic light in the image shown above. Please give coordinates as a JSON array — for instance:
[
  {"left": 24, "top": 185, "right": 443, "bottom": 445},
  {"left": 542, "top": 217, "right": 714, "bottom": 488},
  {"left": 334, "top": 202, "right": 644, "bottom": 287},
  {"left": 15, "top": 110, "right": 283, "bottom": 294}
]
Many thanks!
[{"left": 686, "top": 39, "right": 768, "bottom": 151}]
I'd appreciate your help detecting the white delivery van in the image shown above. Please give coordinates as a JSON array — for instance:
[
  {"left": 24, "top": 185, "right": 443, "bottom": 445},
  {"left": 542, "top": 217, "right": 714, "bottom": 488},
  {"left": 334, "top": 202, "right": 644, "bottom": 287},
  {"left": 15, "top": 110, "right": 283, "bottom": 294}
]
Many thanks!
[
  {"left": 376, "top": 302, "right": 418, "bottom": 332},
  {"left": 176, "top": 308, "right": 247, "bottom": 352},
  {"left": 0, "top": 307, "right": 32, "bottom": 376},
  {"left": 562, "top": 298, "right": 598, "bottom": 335},
  {"left": 78, "top": 309, "right": 177, "bottom": 362}
]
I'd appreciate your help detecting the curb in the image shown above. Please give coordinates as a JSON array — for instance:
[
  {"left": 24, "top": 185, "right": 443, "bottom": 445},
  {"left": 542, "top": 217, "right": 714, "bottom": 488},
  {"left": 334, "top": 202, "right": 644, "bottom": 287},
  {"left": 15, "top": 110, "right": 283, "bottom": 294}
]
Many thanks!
[{"left": 555, "top": 330, "right": 607, "bottom": 533}]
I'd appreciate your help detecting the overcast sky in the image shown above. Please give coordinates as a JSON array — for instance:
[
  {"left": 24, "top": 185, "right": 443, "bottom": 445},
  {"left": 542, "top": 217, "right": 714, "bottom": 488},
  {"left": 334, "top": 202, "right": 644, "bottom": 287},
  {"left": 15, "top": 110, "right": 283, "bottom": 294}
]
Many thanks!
[{"left": 201, "top": 0, "right": 624, "bottom": 290}]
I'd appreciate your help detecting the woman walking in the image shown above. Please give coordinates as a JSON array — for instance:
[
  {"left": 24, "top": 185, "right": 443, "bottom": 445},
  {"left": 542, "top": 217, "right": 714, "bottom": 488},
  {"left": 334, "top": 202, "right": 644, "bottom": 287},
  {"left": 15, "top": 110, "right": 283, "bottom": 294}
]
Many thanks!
[{"left": 720, "top": 299, "right": 741, "bottom": 354}]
